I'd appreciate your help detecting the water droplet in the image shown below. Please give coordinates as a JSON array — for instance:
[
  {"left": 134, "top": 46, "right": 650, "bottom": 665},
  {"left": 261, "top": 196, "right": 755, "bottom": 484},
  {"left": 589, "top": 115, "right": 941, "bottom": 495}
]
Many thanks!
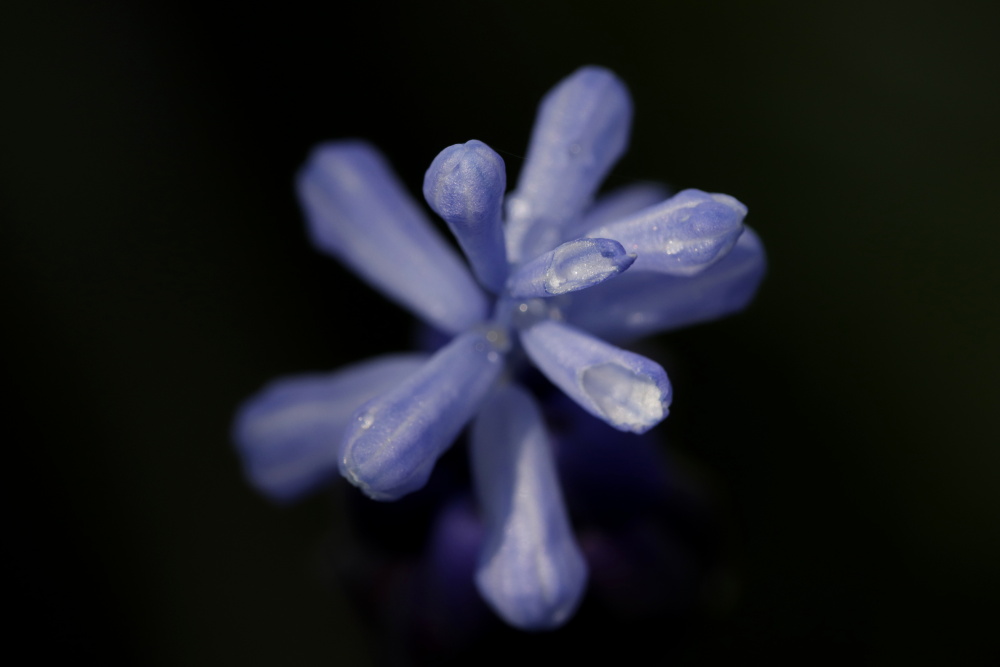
[
  {"left": 664, "top": 239, "right": 684, "bottom": 255},
  {"left": 544, "top": 238, "right": 631, "bottom": 294},
  {"left": 581, "top": 362, "right": 665, "bottom": 431}
]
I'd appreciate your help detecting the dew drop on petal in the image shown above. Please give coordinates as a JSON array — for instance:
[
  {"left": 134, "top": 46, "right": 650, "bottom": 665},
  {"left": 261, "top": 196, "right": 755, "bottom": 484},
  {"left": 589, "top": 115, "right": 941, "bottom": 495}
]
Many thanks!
[
  {"left": 580, "top": 362, "right": 666, "bottom": 431},
  {"left": 543, "top": 238, "right": 633, "bottom": 295},
  {"left": 664, "top": 239, "right": 684, "bottom": 255}
]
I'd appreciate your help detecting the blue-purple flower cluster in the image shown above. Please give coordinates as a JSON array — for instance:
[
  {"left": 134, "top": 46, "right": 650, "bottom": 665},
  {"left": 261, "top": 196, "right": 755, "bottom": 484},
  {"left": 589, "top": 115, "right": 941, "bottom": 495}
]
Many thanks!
[{"left": 233, "top": 66, "right": 766, "bottom": 631}]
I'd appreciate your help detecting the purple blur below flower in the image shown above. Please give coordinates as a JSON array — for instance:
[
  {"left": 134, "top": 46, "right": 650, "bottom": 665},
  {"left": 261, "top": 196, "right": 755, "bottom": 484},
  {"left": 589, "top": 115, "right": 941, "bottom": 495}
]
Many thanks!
[{"left": 233, "top": 66, "right": 766, "bottom": 631}]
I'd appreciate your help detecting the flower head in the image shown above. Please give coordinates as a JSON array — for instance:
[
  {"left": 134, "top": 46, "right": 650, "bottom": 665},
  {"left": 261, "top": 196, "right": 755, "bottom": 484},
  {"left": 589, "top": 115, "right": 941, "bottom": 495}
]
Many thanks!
[{"left": 233, "top": 66, "right": 765, "bottom": 631}]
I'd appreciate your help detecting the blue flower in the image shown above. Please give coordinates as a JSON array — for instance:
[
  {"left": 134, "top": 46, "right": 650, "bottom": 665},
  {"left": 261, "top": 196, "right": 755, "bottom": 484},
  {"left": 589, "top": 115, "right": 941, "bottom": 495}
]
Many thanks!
[{"left": 232, "top": 66, "right": 766, "bottom": 631}]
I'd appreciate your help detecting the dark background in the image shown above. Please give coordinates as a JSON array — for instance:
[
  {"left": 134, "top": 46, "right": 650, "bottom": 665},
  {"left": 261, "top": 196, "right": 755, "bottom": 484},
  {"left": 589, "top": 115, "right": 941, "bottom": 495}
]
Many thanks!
[{"left": 4, "top": 0, "right": 999, "bottom": 664}]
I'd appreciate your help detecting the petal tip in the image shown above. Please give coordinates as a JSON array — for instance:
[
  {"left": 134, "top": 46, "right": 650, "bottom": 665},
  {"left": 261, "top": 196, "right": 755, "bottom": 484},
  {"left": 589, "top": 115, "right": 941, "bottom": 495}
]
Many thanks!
[{"left": 579, "top": 361, "right": 671, "bottom": 434}]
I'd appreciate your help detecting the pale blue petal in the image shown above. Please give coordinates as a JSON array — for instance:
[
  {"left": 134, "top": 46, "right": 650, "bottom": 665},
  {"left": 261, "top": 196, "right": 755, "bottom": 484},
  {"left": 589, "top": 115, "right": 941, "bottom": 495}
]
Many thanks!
[
  {"left": 505, "top": 66, "right": 633, "bottom": 263},
  {"left": 423, "top": 140, "right": 509, "bottom": 293},
  {"left": 562, "top": 181, "right": 672, "bottom": 243},
  {"left": 563, "top": 226, "right": 767, "bottom": 342},
  {"left": 340, "top": 329, "right": 505, "bottom": 501},
  {"left": 232, "top": 354, "right": 427, "bottom": 502},
  {"left": 506, "top": 238, "right": 635, "bottom": 298},
  {"left": 297, "top": 141, "right": 488, "bottom": 334},
  {"left": 519, "top": 319, "right": 672, "bottom": 433},
  {"left": 471, "top": 383, "right": 588, "bottom": 630},
  {"left": 585, "top": 188, "right": 746, "bottom": 276}
]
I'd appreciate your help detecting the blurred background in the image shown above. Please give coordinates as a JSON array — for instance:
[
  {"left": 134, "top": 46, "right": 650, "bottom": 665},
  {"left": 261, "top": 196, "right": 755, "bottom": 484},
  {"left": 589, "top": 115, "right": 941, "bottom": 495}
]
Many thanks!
[{"left": 4, "top": 0, "right": 999, "bottom": 664}]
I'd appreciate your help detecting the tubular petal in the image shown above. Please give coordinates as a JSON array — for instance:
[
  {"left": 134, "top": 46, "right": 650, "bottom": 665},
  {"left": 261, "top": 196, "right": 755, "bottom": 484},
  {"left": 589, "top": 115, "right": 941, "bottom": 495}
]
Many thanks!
[
  {"left": 562, "top": 181, "right": 672, "bottom": 242},
  {"left": 232, "top": 354, "right": 427, "bottom": 502},
  {"left": 471, "top": 383, "right": 588, "bottom": 630},
  {"left": 506, "top": 237, "right": 635, "bottom": 298},
  {"left": 564, "top": 226, "right": 767, "bottom": 342},
  {"left": 505, "top": 66, "right": 633, "bottom": 262},
  {"left": 340, "top": 329, "right": 505, "bottom": 501},
  {"left": 298, "top": 141, "right": 487, "bottom": 334},
  {"left": 519, "top": 319, "right": 672, "bottom": 433},
  {"left": 585, "top": 188, "right": 746, "bottom": 276},
  {"left": 423, "top": 140, "right": 509, "bottom": 293}
]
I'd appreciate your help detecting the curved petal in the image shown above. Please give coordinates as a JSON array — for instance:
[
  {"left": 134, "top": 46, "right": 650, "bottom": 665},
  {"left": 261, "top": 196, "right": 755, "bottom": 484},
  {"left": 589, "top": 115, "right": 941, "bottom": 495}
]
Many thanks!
[
  {"left": 340, "top": 329, "right": 505, "bottom": 501},
  {"left": 564, "top": 226, "right": 767, "bottom": 343},
  {"left": 471, "top": 383, "right": 588, "bottom": 630},
  {"left": 505, "top": 66, "right": 633, "bottom": 262},
  {"left": 585, "top": 189, "right": 746, "bottom": 276},
  {"left": 519, "top": 318, "right": 672, "bottom": 433},
  {"left": 232, "top": 354, "right": 427, "bottom": 502},
  {"left": 506, "top": 237, "right": 635, "bottom": 298},
  {"left": 298, "top": 141, "right": 487, "bottom": 334},
  {"left": 423, "top": 140, "right": 509, "bottom": 293}
]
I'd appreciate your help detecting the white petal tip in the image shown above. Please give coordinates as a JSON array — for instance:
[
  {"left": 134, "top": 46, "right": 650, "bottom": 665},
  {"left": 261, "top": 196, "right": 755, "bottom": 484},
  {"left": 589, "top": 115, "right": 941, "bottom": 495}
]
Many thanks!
[{"left": 580, "top": 362, "right": 671, "bottom": 433}]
